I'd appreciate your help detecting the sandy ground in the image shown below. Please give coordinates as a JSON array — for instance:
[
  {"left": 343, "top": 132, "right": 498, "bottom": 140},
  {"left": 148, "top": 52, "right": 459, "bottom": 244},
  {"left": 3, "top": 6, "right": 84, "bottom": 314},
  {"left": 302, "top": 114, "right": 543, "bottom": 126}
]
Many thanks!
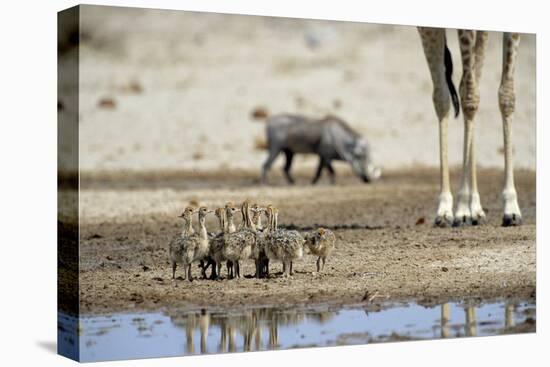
[
  {"left": 58, "top": 5, "right": 536, "bottom": 174},
  {"left": 74, "top": 168, "right": 536, "bottom": 314}
]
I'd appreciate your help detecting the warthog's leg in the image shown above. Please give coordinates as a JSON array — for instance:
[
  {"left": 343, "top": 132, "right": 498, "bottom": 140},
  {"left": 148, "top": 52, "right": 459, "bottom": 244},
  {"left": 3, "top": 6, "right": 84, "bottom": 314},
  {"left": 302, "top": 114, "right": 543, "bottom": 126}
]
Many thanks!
[
  {"left": 312, "top": 156, "right": 335, "bottom": 184},
  {"left": 312, "top": 157, "right": 324, "bottom": 184},
  {"left": 283, "top": 149, "right": 295, "bottom": 184},
  {"left": 261, "top": 147, "right": 281, "bottom": 184},
  {"left": 325, "top": 160, "right": 336, "bottom": 184},
  {"left": 500, "top": 33, "right": 522, "bottom": 226}
]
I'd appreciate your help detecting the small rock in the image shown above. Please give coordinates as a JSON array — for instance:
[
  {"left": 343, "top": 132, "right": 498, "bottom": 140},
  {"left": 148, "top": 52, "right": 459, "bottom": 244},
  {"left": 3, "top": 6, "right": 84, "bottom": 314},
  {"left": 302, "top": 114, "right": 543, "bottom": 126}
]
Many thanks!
[
  {"left": 98, "top": 98, "right": 116, "bottom": 109},
  {"left": 129, "top": 292, "right": 144, "bottom": 303},
  {"left": 192, "top": 152, "right": 204, "bottom": 160},
  {"left": 127, "top": 81, "right": 143, "bottom": 94},
  {"left": 441, "top": 266, "right": 449, "bottom": 272},
  {"left": 251, "top": 107, "right": 268, "bottom": 120}
]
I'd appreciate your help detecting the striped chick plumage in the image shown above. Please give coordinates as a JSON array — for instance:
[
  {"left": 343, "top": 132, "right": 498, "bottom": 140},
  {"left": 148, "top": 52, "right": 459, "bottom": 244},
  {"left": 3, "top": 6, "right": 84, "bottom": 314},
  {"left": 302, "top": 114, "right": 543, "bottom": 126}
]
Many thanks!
[
  {"left": 263, "top": 205, "right": 304, "bottom": 276},
  {"left": 304, "top": 227, "right": 336, "bottom": 272}
]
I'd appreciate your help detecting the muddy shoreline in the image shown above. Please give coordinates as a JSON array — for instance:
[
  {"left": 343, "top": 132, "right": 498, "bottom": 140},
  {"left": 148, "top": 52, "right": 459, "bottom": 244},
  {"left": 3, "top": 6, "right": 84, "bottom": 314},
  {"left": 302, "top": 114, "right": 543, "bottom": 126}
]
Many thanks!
[{"left": 75, "top": 168, "right": 536, "bottom": 314}]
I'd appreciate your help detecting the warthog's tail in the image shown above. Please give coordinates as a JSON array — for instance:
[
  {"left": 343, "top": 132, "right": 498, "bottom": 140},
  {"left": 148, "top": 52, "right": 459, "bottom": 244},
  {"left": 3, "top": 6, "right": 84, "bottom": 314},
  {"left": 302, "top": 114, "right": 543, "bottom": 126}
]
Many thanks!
[{"left": 444, "top": 38, "right": 460, "bottom": 118}]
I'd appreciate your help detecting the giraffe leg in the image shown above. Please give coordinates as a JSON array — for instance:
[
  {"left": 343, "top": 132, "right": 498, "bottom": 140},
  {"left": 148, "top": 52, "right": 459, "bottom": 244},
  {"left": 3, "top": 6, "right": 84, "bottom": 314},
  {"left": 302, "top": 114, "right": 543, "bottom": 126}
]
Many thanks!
[
  {"left": 469, "top": 31, "right": 488, "bottom": 225},
  {"left": 419, "top": 27, "right": 454, "bottom": 227},
  {"left": 469, "top": 133, "right": 486, "bottom": 225},
  {"left": 454, "top": 30, "right": 486, "bottom": 226},
  {"left": 454, "top": 30, "right": 475, "bottom": 226},
  {"left": 454, "top": 120, "right": 473, "bottom": 226},
  {"left": 500, "top": 33, "right": 522, "bottom": 226}
]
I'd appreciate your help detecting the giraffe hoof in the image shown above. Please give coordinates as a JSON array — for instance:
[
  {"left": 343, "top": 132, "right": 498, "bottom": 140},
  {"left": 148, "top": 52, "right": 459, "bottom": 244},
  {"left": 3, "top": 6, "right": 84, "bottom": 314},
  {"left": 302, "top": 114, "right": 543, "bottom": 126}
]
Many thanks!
[
  {"left": 471, "top": 215, "right": 486, "bottom": 226},
  {"left": 453, "top": 215, "right": 472, "bottom": 227},
  {"left": 434, "top": 215, "right": 453, "bottom": 228},
  {"left": 502, "top": 213, "right": 522, "bottom": 227}
]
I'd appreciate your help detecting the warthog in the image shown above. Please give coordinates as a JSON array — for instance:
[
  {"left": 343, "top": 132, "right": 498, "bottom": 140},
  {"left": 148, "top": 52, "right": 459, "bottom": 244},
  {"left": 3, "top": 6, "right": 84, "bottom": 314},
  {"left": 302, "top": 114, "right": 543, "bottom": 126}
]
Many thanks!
[{"left": 261, "top": 114, "right": 381, "bottom": 184}]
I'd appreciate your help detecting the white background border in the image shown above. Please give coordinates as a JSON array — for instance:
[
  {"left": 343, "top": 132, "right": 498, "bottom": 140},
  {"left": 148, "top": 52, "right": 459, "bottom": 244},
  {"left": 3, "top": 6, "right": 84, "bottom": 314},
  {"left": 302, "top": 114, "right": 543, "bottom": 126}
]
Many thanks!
[{"left": 0, "top": 0, "right": 545, "bottom": 366}]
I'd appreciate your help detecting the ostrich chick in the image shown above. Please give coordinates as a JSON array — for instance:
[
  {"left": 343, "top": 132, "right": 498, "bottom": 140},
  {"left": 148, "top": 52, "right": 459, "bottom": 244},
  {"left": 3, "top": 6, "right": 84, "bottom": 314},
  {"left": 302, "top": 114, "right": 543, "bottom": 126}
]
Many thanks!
[
  {"left": 304, "top": 227, "right": 336, "bottom": 272},
  {"left": 174, "top": 206, "right": 212, "bottom": 281},
  {"left": 169, "top": 206, "right": 195, "bottom": 279}
]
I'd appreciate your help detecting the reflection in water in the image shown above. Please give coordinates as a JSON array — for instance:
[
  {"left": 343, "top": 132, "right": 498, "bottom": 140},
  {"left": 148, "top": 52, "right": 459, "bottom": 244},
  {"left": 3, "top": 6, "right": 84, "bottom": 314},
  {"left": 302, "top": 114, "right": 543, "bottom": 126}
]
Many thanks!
[
  {"left": 441, "top": 303, "right": 450, "bottom": 338},
  {"left": 505, "top": 303, "right": 515, "bottom": 328},
  {"left": 168, "top": 307, "right": 311, "bottom": 354},
  {"left": 465, "top": 307, "right": 477, "bottom": 337},
  {"left": 199, "top": 311, "right": 209, "bottom": 354},
  {"left": 61, "top": 300, "right": 535, "bottom": 362}
]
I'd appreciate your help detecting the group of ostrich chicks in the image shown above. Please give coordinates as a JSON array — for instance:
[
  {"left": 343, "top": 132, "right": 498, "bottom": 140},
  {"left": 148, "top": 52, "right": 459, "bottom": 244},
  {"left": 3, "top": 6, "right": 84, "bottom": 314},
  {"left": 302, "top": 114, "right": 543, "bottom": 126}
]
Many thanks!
[{"left": 169, "top": 200, "right": 336, "bottom": 281}]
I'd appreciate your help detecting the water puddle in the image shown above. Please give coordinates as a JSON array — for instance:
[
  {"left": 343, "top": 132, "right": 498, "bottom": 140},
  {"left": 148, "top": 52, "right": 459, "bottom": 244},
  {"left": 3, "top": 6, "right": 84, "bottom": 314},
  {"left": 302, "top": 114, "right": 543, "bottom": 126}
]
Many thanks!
[{"left": 58, "top": 299, "right": 535, "bottom": 362}]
